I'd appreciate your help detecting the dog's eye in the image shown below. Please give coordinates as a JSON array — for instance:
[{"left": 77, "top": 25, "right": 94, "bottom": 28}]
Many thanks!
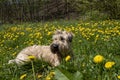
[
  {"left": 60, "top": 37, "right": 64, "bottom": 41},
  {"left": 54, "top": 38, "right": 57, "bottom": 40},
  {"left": 68, "top": 36, "right": 72, "bottom": 42}
]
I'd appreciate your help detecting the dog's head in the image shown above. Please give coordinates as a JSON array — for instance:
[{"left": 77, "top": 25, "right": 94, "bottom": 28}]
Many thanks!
[{"left": 50, "top": 30, "right": 74, "bottom": 57}]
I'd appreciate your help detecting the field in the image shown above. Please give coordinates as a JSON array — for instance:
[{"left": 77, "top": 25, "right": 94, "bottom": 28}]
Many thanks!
[{"left": 0, "top": 20, "right": 120, "bottom": 80}]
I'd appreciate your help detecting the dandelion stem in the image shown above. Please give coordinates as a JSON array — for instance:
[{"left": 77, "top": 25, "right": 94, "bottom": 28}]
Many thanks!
[{"left": 31, "top": 61, "right": 36, "bottom": 80}]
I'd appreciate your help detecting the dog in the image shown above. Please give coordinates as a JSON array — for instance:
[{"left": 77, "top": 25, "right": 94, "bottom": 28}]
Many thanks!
[{"left": 8, "top": 30, "right": 74, "bottom": 66}]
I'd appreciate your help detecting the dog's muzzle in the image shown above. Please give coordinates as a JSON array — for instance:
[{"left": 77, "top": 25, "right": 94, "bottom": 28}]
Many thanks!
[{"left": 50, "top": 44, "right": 59, "bottom": 53}]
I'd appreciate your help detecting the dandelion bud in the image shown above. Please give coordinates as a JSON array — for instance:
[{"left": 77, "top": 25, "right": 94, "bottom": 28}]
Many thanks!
[
  {"left": 28, "top": 56, "right": 35, "bottom": 61},
  {"left": 65, "top": 55, "right": 71, "bottom": 62},
  {"left": 20, "top": 74, "right": 27, "bottom": 80}
]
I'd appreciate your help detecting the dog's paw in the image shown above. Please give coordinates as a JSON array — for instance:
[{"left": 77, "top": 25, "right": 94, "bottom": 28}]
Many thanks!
[{"left": 8, "top": 59, "right": 15, "bottom": 64}]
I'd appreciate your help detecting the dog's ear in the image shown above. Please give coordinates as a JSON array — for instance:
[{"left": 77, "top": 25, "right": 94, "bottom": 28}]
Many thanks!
[
  {"left": 68, "top": 32, "right": 74, "bottom": 42},
  {"left": 54, "top": 30, "right": 62, "bottom": 34}
]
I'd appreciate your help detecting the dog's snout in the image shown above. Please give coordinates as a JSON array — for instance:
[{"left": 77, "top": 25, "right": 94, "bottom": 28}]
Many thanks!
[
  {"left": 50, "top": 44, "right": 59, "bottom": 53},
  {"left": 52, "top": 44, "right": 58, "bottom": 48}
]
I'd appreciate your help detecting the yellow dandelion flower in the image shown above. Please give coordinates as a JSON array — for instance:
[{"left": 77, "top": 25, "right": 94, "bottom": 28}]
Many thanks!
[
  {"left": 45, "top": 75, "right": 51, "bottom": 80},
  {"left": 105, "top": 61, "right": 115, "bottom": 69},
  {"left": 50, "top": 71, "right": 55, "bottom": 76},
  {"left": 95, "top": 34, "right": 99, "bottom": 43},
  {"left": 93, "top": 55, "right": 104, "bottom": 63},
  {"left": 117, "top": 75, "right": 120, "bottom": 79},
  {"left": 46, "top": 76, "right": 51, "bottom": 80},
  {"left": 47, "top": 32, "right": 52, "bottom": 35},
  {"left": 20, "top": 32, "right": 25, "bottom": 35},
  {"left": 45, "top": 71, "right": 55, "bottom": 80},
  {"left": 12, "top": 52, "right": 17, "bottom": 56},
  {"left": 37, "top": 74, "right": 43, "bottom": 79},
  {"left": 20, "top": 74, "right": 27, "bottom": 80},
  {"left": 65, "top": 55, "right": 71, "bottom": 61},
  {"left": 28, "top": 55, "right": 35, "bottom": 61}
]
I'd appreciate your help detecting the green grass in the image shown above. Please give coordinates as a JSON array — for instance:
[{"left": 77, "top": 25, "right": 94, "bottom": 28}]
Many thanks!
[{"left": 0, "top": 20, "right": 120, "bottom": 80}]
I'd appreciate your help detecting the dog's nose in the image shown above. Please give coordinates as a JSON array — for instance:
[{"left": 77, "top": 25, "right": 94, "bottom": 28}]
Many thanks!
[
  {"left": 52, "top": 44, "right": 58, "bottom": 48},
  {"left": 50, "top": 44, "right": 59, "bottom": 53}
]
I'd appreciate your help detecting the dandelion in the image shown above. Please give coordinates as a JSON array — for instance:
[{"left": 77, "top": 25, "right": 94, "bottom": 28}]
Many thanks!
[
  {"left": 28, "top": 55, "right": 35, "bottom": 61},
  {"left": 93, "top": 55, "right": 104, "bottom": 63},
  {"left": 47, "top": 32, "right": 52, "bottom": 35},
  {"left": 46, "top": 76, "right": 51, "bottom": 80},
  {"left": 45, "top": 71, "right": 55, "bottom": 80},
  {"left": 12, "top": 52, "right": 17, "bottom": 56},
  {"left": 105, "top": 61, "right": 115, "bottom": 69},
  {"left": 20, "top": 32, "right": 25, "bottom": 35},
  {"left": 65, "top": 55, "right": 71, "bottom": 61},
  {"left": 95, "top": 34, "right": 99, "bottom": 43},
  {"left": 20, "top": 73, "right": 27, "bottom": 80},
  {"left": 28, "top": 56, "right": 36, "bottom": 80},
  {"left": 28, "top": 55, "right": 36, "bottom": 80},
  {"left": 50, "top": 71, "right": 55, "bottom": 76},
  {"left": 37, "top": 74, "right": 43, "bottom": 79},
  {"left": 117, "top": 75, "right": 120, "bottom": 79}
]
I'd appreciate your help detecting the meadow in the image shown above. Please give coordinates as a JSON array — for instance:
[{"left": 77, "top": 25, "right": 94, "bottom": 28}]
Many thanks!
[{"left": 0, "top": 20, "right": 120, "bottom": 80}]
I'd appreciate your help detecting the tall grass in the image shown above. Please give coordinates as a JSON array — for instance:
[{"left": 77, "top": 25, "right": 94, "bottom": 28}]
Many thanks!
[{"left": 0, "top": 20, "right": 120, "bottom": 80}]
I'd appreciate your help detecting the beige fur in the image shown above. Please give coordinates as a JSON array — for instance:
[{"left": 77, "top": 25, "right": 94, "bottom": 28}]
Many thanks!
[{"left": 8, "top": 30, "right": 73, "bottom": 66}]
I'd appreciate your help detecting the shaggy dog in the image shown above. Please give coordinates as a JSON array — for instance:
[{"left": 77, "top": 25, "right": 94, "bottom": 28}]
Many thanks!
[{"left": 8, "top": 30, "right": 74, "bottom": 66}]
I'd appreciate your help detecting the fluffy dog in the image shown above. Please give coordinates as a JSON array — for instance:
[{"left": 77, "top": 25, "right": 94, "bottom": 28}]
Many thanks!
[{"left": 8, "top": 30, "right": 74, "bottom": 66}]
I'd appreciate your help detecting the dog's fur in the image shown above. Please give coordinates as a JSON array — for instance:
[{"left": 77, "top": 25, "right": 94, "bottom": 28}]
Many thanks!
[{"left": 8, "top": 30, "right": 73, "bottom": 66}]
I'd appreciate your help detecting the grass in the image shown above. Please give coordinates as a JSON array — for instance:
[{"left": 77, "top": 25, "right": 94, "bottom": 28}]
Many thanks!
[{"left": 0, "top": 20, "right": 120, "bottom": 80}]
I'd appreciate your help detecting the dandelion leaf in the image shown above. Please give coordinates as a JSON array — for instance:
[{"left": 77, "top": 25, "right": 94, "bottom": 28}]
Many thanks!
[{"left": 54, "top": 69, "right": 70, "bottom": 80}]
